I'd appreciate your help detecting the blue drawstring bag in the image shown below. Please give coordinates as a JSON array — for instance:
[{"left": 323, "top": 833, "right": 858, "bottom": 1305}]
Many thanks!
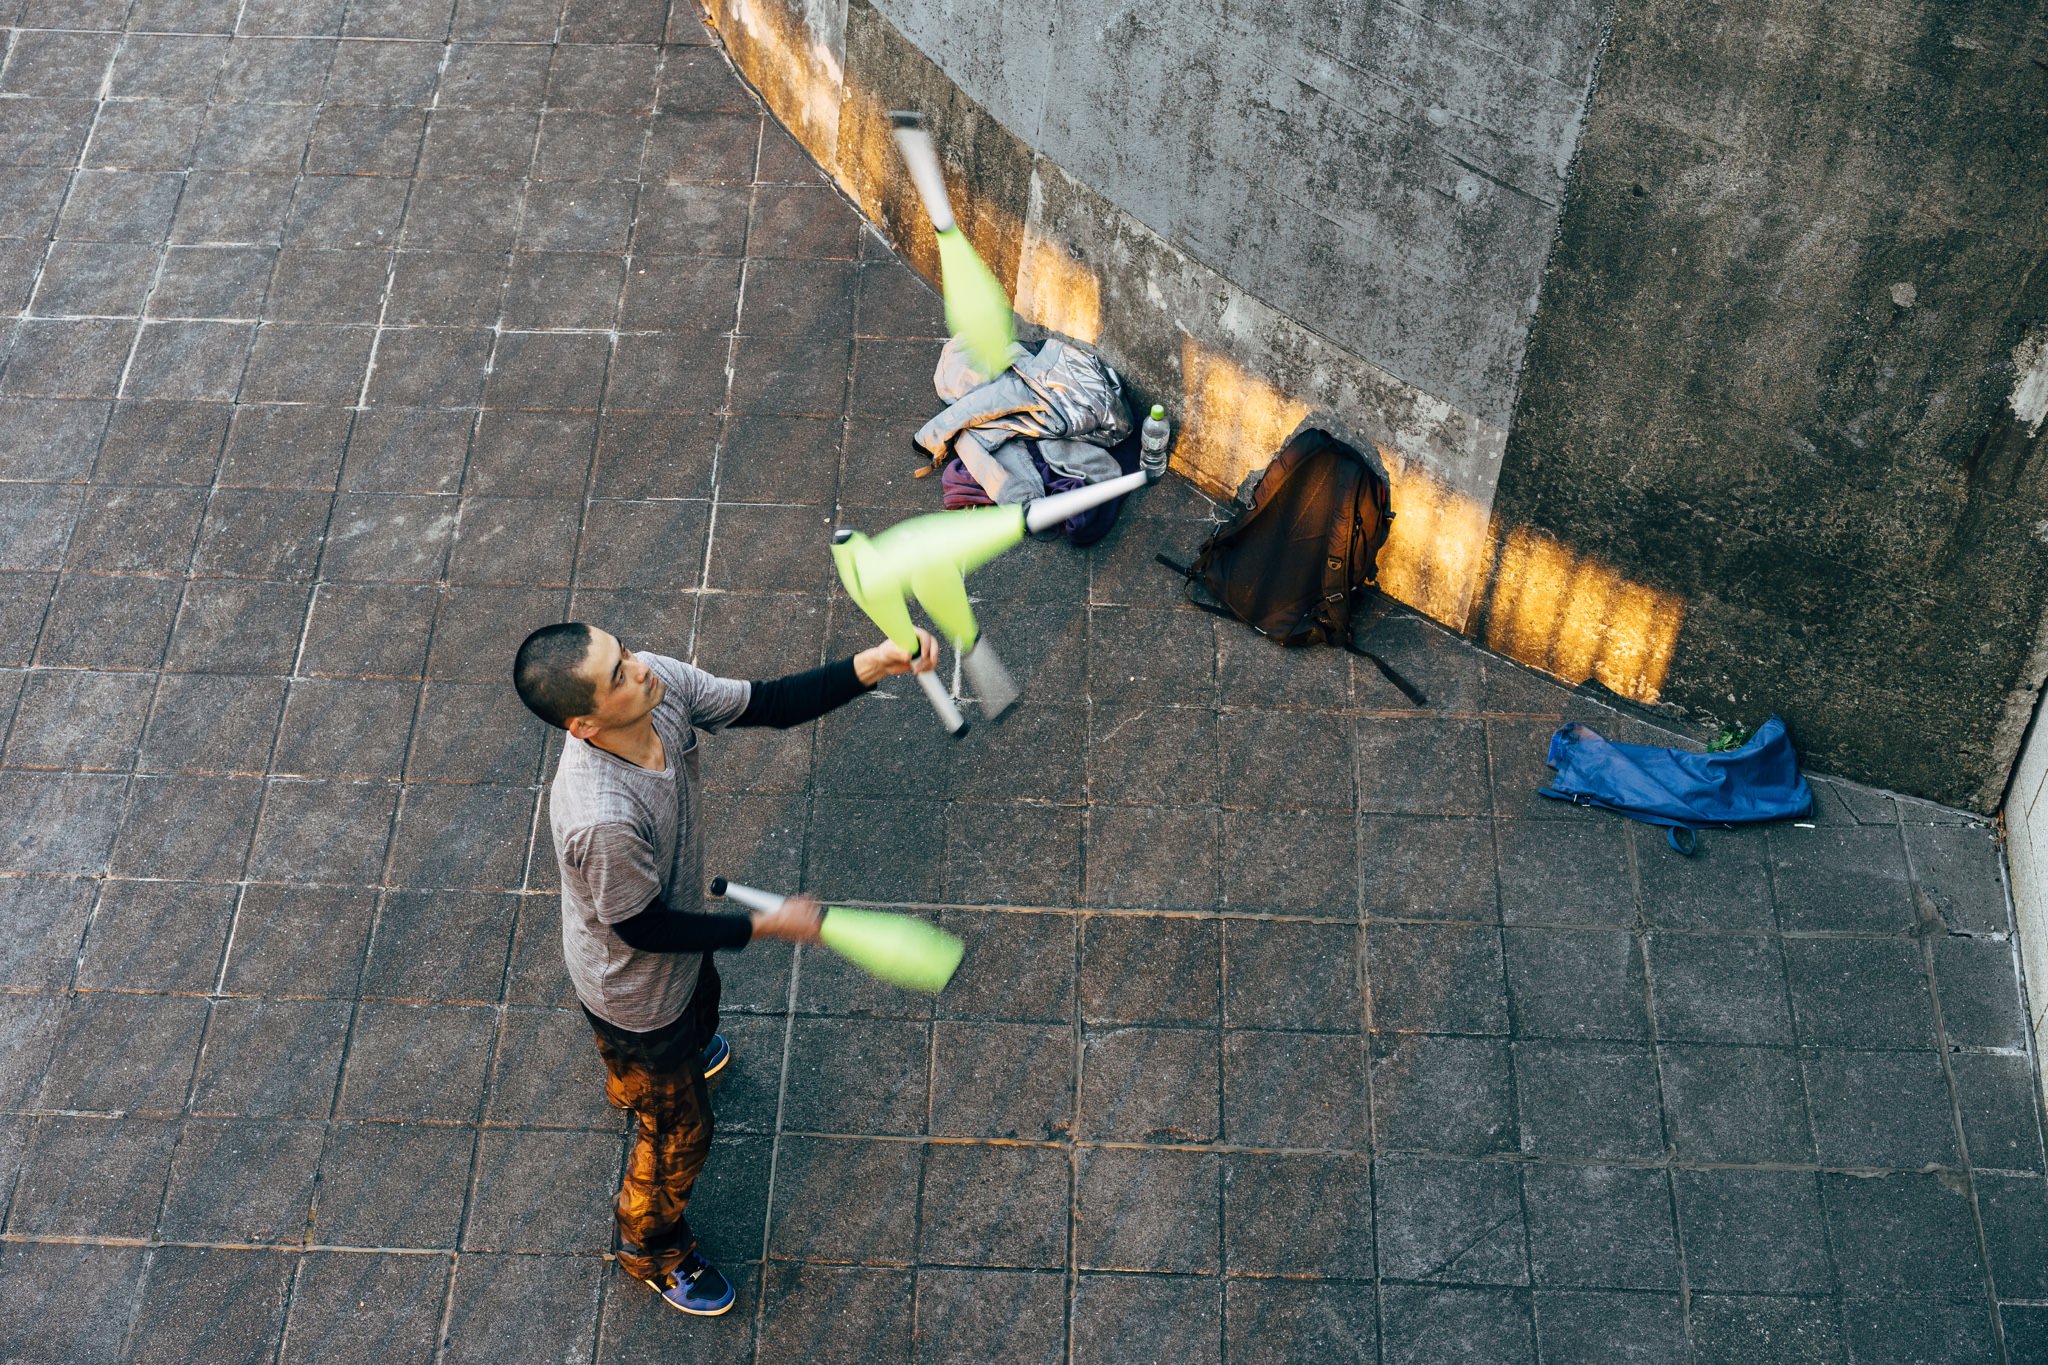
[{"left": 1541, "top": 714, "right": 1814, "bottom": 854}]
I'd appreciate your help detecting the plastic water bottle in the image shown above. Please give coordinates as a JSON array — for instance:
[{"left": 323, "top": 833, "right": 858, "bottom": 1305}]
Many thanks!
[{"left": 1139, "top": 404, "right": 1172, "bottom": 481}]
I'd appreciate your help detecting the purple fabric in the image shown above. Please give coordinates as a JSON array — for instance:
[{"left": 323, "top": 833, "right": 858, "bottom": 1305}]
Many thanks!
[{"left": 940, "top": 441, "right": 1133, "bottom": 546}]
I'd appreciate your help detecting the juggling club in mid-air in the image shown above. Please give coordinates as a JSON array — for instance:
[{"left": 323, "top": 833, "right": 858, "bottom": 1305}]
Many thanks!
[
  {"left": 831, "top": 471, "right": 1153, "bottom": 734},
  {"left": 710, "top": 878, "right": 965, "bottom": 995},
  {"left": 890, "top": 111, "right": 1018, "bottom": 379}
]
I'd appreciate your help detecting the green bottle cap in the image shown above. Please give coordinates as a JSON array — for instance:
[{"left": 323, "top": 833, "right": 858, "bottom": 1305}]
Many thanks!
[{"left": 1149, "top": 404, "right": 1165, "bottom": 419}]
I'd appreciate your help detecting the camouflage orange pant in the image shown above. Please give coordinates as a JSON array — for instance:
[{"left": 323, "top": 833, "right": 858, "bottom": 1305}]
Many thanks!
[{"left": 584, "top": 956, "right": 721, "bottom": 1286}]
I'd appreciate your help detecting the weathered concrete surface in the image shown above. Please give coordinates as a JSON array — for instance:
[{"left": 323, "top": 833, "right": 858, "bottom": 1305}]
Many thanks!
[
  {"left": 708, "top": 0, "right": 2048, "bottom": 809},
  {"left": 1491, "top": 0, "right": 2048, "bottom": 807},
  {"left": 875, "top": 0, "right": 1604, "bottom": 430},
  {"left": 706, "top": 0, "right": 1543, "bottom": 635},
  {"left": 0, "top": 5, "right": 2044, "bottom": 1360}
]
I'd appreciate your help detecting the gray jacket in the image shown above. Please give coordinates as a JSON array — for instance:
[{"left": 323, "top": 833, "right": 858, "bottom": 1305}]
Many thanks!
[{"left": 915, "top": 337, "right": 1133, "bottom": 504}]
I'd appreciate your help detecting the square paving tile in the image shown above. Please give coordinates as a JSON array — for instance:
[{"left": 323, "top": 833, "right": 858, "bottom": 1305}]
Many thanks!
[
  {"left": 1224, "top": 1151, "right": 1373, "bottom": 1276},
  {"left": 1770, "top": 825, "right": 1917, "bottom": 933},
  {"left": 338, "top": 1001, "right": 496, "bottom": 1121},
  {"left": 1951, "top": 1050, "right": 2047, "bottom": 1174},
  {"left": 1675, "top": 1168, "right": 1834, "bottom": 1294},
  {"left": 1522, "top": 1163, "right": 1678, "bottom": 1290},
  {"left": 913, "top": 1268, "right": 1067, "bottom": 1365},
  {"left": 360, "top": 890, "right": 519, "bottom": 1001},
  {"left": 1931, "top": 935, "right": 2029, "bottom": 1050},
  {"left": 1977, "top": 1172, "right": 2048, "bottom": 1301},
  {"left": 1370, "top": 1032, "right": 1516, "bottom": 1156},
  {"left": 1226, "top": 1028, "right": 1368, "bottom": 1149},
  {"left": 441, "top": 1253, "right": 604, "bottom": 1365},
  {"left": 1222, "top": 808, "right": 1359, "bottom": 915},
  {"left": 1904, "top": 823, "right": 2011, "bottom": 934},
  {"left": 0, "top": 875, "right": 95, "bottom": 990},
  {"left": 1496, "top": 818, "right": 1636, "bottom": 926},
  {"left": 930, "top": 1019, "right": 1074, "bottom": 1141},
  {"left": 220, "top": 885, "right": 377, "bottom": 997},
  {"left": 7, "top": 1114, "right": 180, "bottom": 1236},
  {"left": 1366, "top": 922, "right": 1508, "bottom": 1035},
  {"left": 157, "top": 1117, "right": 326, "bottom": 1244},
  {"left": 755, "top": 1262, "right": 913, "bottom": 1365},
  {"left": 1802, "top": 1048, "right": 1960, "bottom": 1169},
  {"left": 766, "top": 1133, "right": 924, "bottom": 1263},
  {"left": 1820, "top": 1171, "right": 1984, "bottom": 1298},
  {"left": 1648, "top": 931, "right": 1794, "bottom": 1044},
  {"left": 935, "top": 909, "right": 1076, "bottom": 1022},
  {"left": 37, "top": 990, "right": 210, "bottom": 1114},
  {"left": 1223, "top": 920, "right": 1362, "bottom": 1030},
  {"left": 1687, "top": 1294, "right": 1846, "bottom": 1365},
  {"left": 1072, "top": 1273, "right": 1222, "bottom": 1365},
  {"left": 1224, "top": 1278, "right": 1378, "bottom": 1365},
  {"left": 312, "top": 1120, "right": 475, "bottom": 1248},
  {"left": 1080, "top": 1024, "right": 1219, "bottom": 1143},
  {"left": 1080, "top": 915, "right": 1218, "bottom": 1024},
  {"left": 0, "top": 1242, "right": 146, "bottom": 1365},
  {"left": 1513, "top": 1040, "right": 1665, "bottom": 1160},
  {"left": 463, "top": 1126, "right": 621, "bottom": 1252},
  {"left": 188, "top": 997, "right": 352, "bottom": 1119},
  {"left": 1360, "top": 816, "right": 1499, "bottom": 921},
  {"left": 110, "top": 773, "right": 264, "bottom": 881},
  {"left": 1075, "top": 1146, "right": 1219, "bottom": 1272},
  {"left": 1784, "top": 937, "right": 1937, "bottom": 1049},
  {"left": 1532, "top": 1290, "right": 1685, "bottom": 1364},
  {"left": 1503, "top": 926, "right": 1648, "bottom": 1041},
  {"left": 781, "top": 1016, "right": 929, "bottom": 1135},
  {"left": 1411, "top": 1285, "right": 1579, "bottom": 1365},
  {"left": 918, "top": 1142, "right": 1070, "bottom": 1269},
  {"left": 1841, "top": 1296, "right": 1998, "bottom": 1363},
  {"left": 1657, "top": 1043, "right": 1814, "bottom": 1163},
  {"left": 1374, "top": 1154, "right": 1526, "bottom": 1285},
  {"left": 127, "top": 1245, "right": 295, "bottom": 1365},
  {"left": 280, "top": 1252, "right": 450, "bottom": 1365}
]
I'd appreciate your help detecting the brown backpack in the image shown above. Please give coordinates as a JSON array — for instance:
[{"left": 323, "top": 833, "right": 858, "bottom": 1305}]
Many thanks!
[{"left": 1159, "top": 427, "right": 1424, "bottom": 704}]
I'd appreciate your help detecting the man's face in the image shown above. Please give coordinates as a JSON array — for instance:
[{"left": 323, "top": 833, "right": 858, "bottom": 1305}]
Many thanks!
[{"left": 570, "top": 629, "right": 663, "bottom": 735}]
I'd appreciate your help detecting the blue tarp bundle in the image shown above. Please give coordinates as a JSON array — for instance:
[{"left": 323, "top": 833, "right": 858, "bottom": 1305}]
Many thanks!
[{"left": 1540, "top": 714, "right": 1814, "bottom": 854}]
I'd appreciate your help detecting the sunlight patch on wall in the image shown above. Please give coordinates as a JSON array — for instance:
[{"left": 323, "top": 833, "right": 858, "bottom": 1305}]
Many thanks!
[
  {"left": 1015, "top": 231, "right": 1102, "bottom": 346},
  {"left": 1484, "top": 527, "right": 1684, "bottom": 703},
  {"left": 707, "top": 0, "right": 843, "bottom": 171},
  {"left": 1177, "top": 336, "right": 1310, "bottom": 500},
  {"left": 1375, "top": 450, "right": 1492, "bottom": 634}
]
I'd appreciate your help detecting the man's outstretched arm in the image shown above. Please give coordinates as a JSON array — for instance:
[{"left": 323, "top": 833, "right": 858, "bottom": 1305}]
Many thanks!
[
  {"left": 612, "top": 893, "right": 822, "bottom": 951},
  {"left": 730, "top": 628, "right": 941, "bottom": 730}
]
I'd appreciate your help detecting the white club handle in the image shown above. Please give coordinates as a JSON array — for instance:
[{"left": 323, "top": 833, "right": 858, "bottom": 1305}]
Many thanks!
[
  {"left": 1024, "top": 469, "right": 1150, "bottom": 533},
  {"left": 915, "top": 666, "right": 970, "bottom": 736},
  {"left": 709, "top": 878, "right": 784, "bottom": 913},
  {"left": 890, "top": 112, "right": 956, "bottom": 234}
]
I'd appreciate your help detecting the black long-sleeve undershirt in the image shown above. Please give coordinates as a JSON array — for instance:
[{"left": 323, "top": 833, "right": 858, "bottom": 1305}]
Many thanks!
[
  {"left": 613, "top": 896, "right": 754, "bottom": 954},
  {"left": 731, "top": 656, "right": 871, "bottom": 730}
]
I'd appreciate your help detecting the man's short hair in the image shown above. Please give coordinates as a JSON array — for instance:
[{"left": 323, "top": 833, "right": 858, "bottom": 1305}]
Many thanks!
[{"left": 514, "top": 622, "right": 598, "bottom": 730}]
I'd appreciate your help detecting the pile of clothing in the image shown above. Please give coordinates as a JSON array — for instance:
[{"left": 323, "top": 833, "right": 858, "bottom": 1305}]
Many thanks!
[{"left": 914, "top": 336, "right": 1137, "bottom": 545}]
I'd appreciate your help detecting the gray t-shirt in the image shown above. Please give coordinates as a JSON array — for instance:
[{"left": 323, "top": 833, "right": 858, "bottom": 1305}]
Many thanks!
[{"left": 549, "top": 653, "right": 749, "bottom": 1031}]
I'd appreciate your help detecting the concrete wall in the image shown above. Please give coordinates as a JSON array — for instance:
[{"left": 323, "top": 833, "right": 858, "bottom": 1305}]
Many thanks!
[
  {"left": 1490, "top": 0, "right": 2048, "bottom": 808},
  {"left": 2008, "top": 703, "right": 2048, "bottom": 1108},
  {"left": 706, "top": 0, "right": 1585, "bottom": 635},
  {"left": 703, "top": 0, "right": 2048, "bottom": 809}
]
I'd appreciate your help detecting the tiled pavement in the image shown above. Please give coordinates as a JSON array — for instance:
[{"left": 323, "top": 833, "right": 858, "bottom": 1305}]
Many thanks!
[{"left": 0, "top": 3, "right": 2045, "bottom": 1363}]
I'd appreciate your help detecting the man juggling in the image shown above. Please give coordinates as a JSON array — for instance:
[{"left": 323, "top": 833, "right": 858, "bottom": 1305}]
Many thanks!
[{"left": 512, "top": 621, "right": 937, "bottom": 1316}]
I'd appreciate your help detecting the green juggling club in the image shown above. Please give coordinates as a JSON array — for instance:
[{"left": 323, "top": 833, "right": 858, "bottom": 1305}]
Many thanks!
[
  {"left": 710, "top": 878, "right": 964, "bottom": 994},
  {"left": 832, "top": 472, "right": 1156, "bottom": 733},
  {"left": 891, "top": 111, "right": 1017, "bottom": 379}
]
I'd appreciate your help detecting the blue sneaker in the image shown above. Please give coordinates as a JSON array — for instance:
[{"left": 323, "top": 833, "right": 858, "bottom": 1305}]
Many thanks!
[
  {"left": 700, "top": 1032, "right": 731, "bottom": 1081},
  {"left": 647, "top": 1250, "right": 736, "bottom": 1317}
]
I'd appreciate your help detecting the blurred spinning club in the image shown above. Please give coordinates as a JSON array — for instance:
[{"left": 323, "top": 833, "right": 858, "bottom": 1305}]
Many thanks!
[{"left": 891, "top": 110, "right": 1018, "bottom": 379}]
